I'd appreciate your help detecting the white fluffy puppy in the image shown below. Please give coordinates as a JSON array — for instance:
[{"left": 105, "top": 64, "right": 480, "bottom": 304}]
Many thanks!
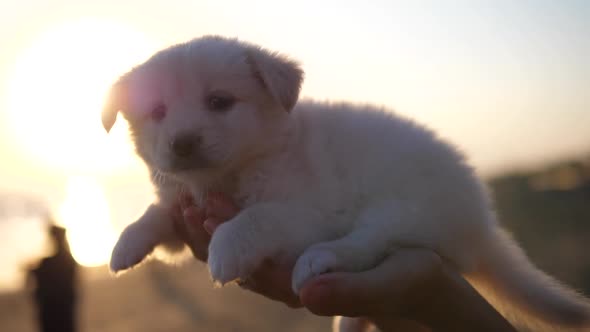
[{"left": 102, "top": 36, "right": 590, "bottom": 332}]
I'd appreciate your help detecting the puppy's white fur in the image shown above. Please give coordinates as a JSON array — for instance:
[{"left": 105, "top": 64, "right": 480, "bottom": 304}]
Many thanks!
[{"left": 103, "top": 36, "right": 590, "bottom": 332}]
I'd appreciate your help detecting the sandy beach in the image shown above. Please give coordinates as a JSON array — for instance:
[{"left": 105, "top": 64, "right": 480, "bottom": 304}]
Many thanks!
[{"left": 0, "top": 261, "right": 330, "bottom": 332}]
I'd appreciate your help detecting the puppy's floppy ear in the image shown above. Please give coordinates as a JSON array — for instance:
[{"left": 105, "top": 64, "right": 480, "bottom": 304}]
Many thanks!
[
  {"left": 102, "top": 75, "right": 129, "bottom": 133},
  {"left": 245, "top": 47, "right": 303, "bottom": 112}
]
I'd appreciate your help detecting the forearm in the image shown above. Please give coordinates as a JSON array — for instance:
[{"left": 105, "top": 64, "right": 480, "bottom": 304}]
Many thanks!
[{"left": 397, "top": 267, "right": 517, "bottom": 332}]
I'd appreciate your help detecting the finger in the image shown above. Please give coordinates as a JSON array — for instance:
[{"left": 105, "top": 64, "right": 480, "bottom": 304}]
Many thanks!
[
  {"left": 206, "top": 192, "right": 240, "bottom": 220},
  {"left": 172, "top": 204, "right": 199, "bottom": 243},
  {"left": 169, "top": 200, "right": 186, "bottom": 226},
  {"left": 181, "top": 207, "right": 211, "bottom": 261},
  {"left": 299, "top": 272, "right": 371, "bottom": 316},
  {"left": 243, "top": 259, "right": 302, "bottom": 308},
  {"left": 172, "top": 212, "right": 190, "bottom": 243},
  {"left": 300, "top": 248, "right": 444, "bottom": 317},
  {"left": 203, "top": 218, "right": 224, "bottom": 235},
  {"left": 183, "top": 206, "right": 207, "bottom": 235},
  {"left": 178, "top": 191, "right": 194, "bottom": 209}
]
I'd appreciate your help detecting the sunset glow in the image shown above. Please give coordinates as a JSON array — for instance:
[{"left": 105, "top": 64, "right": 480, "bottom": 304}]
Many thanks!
[
  {"left": 4, "top": 19, "right": 159, "bottom": 266},
  {"left": 6, "top": 18, "right": 156, "bottom": 173},
  {"left": 59, "top": 176, "right": 117, "bottom": 267}
]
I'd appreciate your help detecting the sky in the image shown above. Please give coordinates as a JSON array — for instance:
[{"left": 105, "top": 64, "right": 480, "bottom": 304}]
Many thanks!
[{"left": 0, "top": 0, "right": 588, "bottom": 290}]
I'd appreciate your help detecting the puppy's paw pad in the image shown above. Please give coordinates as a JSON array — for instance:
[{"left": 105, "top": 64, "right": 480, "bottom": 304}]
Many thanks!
[{"left": 292, "top": 246, "right": 341, "bottom": 294}]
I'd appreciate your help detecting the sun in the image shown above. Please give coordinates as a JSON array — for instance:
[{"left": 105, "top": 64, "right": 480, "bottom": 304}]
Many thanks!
[
  {"left": 5, "top": 18, "right": 159, "bottom": 266},
  {"left": 6, "top": 18, "right": 158, "bottom": 173}
]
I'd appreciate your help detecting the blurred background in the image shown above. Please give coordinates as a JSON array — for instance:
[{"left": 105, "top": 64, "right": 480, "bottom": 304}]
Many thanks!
[{"left": 0, "top": 0, "right": 588, "bottom": 331}]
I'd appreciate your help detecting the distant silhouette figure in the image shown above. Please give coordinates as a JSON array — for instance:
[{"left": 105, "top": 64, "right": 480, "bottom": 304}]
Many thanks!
[{"left": 29, "top": 223, "right": 78, "bottom": 332}]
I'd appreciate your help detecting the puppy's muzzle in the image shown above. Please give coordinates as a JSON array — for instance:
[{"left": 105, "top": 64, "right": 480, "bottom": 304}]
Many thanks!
[
  {"left": 170, "top": 134, "right": 200, "bottom": 158},
  {"left": 167, "top": 134, "right": 208, "bottom": 170}
]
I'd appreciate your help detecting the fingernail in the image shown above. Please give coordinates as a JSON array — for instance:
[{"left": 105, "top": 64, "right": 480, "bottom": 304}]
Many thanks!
[
  {"left": 300, "top": 276, "right": 337, "bottom": 305},
  {"left": 301, "top": 282, "right": 331, "bottom": 306},
  {"left": 203, "top": 218, "right": 219, "bottom": 235}
]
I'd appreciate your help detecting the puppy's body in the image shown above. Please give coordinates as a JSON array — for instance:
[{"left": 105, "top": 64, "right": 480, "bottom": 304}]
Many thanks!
[{"left": 103, "top": 36, "right": 590, "bottom": 332}]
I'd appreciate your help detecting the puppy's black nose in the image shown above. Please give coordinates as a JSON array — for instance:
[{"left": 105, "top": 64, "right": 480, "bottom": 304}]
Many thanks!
[{"left": 170, "top": 134, "right": 199, "bottom": 158}]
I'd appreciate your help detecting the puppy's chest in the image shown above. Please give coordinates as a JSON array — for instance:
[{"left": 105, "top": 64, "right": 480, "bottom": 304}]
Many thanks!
[
  {"left": 178, "top": 169, "right": 290, "bottom": 208},
  {"left": 232, "top": 169, "right": 297, "bottom": 207},
  {"left": 229, "top": 166, "right": 334, "bottom": 210},
  {"left": 241, "top": 168, "right": 363, "bottom": 225}
]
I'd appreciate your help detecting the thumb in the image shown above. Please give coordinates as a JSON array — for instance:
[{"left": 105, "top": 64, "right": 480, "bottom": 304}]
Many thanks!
[
  {"left": 299, "top": 249, "right": 444, "bottom": 318},
  {"left": 300, "top": 272, "right": 385, "bottom": 317}
]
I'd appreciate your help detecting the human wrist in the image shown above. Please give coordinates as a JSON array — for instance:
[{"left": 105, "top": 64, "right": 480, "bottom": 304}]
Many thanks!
[
  {"left": 403, "top": 265, "right": 517, "bottom": 332},
  {"left": 368, "top": 253, "right": 448, "bottom": 331}
]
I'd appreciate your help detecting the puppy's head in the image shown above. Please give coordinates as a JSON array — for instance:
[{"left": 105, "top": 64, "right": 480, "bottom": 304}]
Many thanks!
[{"left": 102, "top": 36, "right": 303, "bottom": 180}]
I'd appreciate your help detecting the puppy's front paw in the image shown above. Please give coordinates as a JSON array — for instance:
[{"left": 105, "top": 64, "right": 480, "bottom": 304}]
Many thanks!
[
  {"left": 110, "top": 224, "right": 156, "bottom": 273},
  {"left": 207, "top": 223, "right": 263, "bottom": 285},
  {"left": 292, "top": 245, "right": 342, "bottom": 294}
]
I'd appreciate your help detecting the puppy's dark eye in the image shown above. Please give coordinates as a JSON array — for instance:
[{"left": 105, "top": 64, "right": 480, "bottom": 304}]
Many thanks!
[
  {"left": 206, "top": 93, "right": 235, "bottom": 112},
  {"left": 151, "top": 103, "right": 167, "bottom": 122}
]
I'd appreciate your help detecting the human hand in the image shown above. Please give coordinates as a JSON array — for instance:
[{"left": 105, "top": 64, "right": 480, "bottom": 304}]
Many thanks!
[
  {"left": 174, "top": 196, "right": 435, "bottom": 330},
  {"left": 172, "top": 193, "right": 301, "bottom": 307},
  {"left": 299, "top": 248, "right": 442, "bottom": 331},
  {"left": 173, "top": 194, "right": 516, "bottom": 332},
  {"left": 299, "top": 248, "right": 517, "bottom": 332}
]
